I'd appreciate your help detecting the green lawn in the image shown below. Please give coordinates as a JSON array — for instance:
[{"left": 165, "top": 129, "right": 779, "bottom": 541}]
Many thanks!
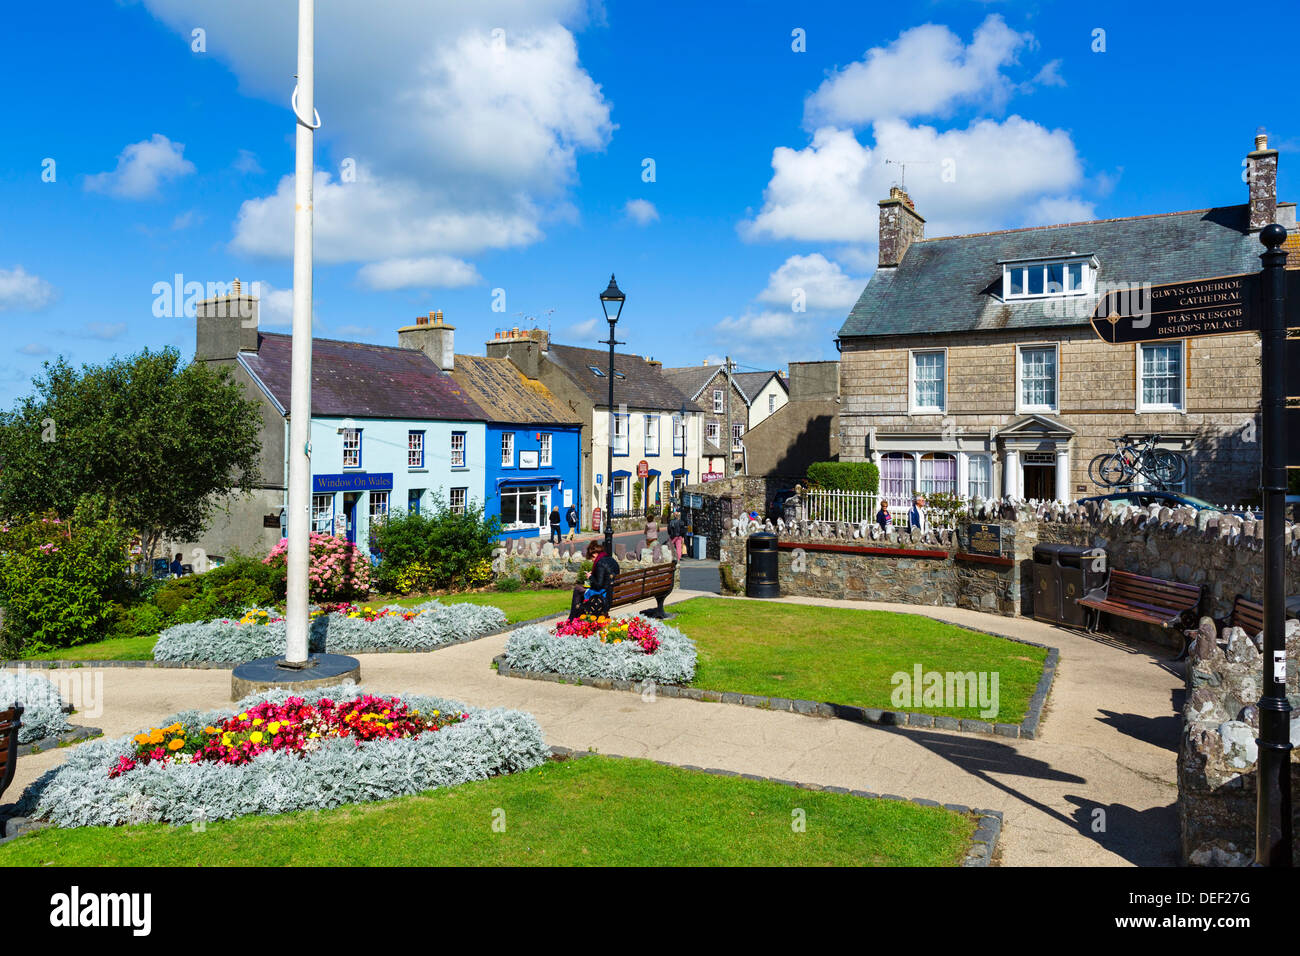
[
  {"left": 0, "top": 755, "right": 974, "bottom": 866},
  {"left": 667, "top": 598, "right": 1047, "bottom": 723},
  {"left": 18, "top": 634, "right": 159, "bottom": 662}
]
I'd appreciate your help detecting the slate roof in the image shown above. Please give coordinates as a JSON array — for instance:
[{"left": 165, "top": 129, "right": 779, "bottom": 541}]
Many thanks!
[
  {"left": 733, "top": 370, "right": 787, "bottom": 403},
  {"left": 545, "top": 343, "right": 697, "bottom": 411},
  {"left": 839, "top": 205, "right": 1263, "bottom": 339},
  {"left": 241, "top": 332, "right": 485, "bottom": 421},
  {"left": 450, "top": 354, "right": 581, "bottom": 426},
  {"left": 660, "top": 364, "right": 722, "bottom": 402}
]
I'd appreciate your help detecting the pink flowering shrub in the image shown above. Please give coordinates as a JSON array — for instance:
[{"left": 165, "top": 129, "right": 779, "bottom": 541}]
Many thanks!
[{"left": 263, "top": 533, "right": 371, "bottom": 602}]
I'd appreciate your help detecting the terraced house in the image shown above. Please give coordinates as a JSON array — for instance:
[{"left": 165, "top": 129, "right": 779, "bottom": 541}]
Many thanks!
[{"left": 837, "top": 132, "right": 1296, "bottom": 505}]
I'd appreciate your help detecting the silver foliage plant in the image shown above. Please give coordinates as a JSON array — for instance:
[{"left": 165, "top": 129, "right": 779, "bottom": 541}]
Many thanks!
[
  {"left": 0, "top": 670, "right": 73, "bottom": 744},
  {"left": 152, "top": 600, "right": 507, "bottom": 663},
  {"left": 505, "top": 618, "right": 697, "bottom": 684},
  {"left": 12, "top": 684, "right": 549, "bottom": 828}
]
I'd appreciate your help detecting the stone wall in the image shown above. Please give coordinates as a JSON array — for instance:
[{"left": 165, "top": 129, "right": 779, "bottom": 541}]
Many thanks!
[
  {"left": 1179, "top": 616, "right": 1300, "bottom": 865},
  {"left": 717, "top": 498, "right": 1300, "bottom": 637},
  {"left": 685, "top": 476, "right": 799, "bottom": 559},
  {"left": 490, "top": 536, "right": 680, "bottom": 588}
]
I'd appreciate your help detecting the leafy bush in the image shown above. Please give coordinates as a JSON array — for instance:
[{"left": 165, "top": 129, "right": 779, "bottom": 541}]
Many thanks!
[
  {"left": 542, "top": 571, "right": 567, "bottom": 589},
  {"left": 108, "top": 602, "right": 168, "bottom": 640},
  {"left": 369, "top": 496, "right": 500, "bottom": 594},
  {"left": 151, "top": 600, "right": 506, "bottom": 663},
  {"left": 263, "top": 533, "right": 370, "bottom": 602},
  {"left": 151, "top": 554, "right": 281, "bottom": 626},
  {"left": 505, "top": 618, "right": 697, "bottom": 684},
  {"left": 495, "top": 577, "right": 522, "bottom": 593},
  {"left": 805, "top": 461, "right": 880, "bottom": 493},
  {"left": 521, "top": 566, "right": 544, "bottom": 585},
  {"left": 0, "top": 507, "right": 133, "bottom": 655},
  {"left": 12, "top": 684, "right": 549, "bottom": 828},
  {"left": 0, "top": 670, "right": 73, "bottom": 743}
]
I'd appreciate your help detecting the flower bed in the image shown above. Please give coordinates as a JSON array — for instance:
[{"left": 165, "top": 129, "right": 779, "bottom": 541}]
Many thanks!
[
  {"left": 12, "top": 684, "right": 548, "bottom": 828},
  {"left": 0, "top": 670, "right": 72, "bottom": 744},
  {"left": 504, "top": 614, "right": 696, "bottom": 684},
  {"left": 152, "top": 600, "right": 506, "bottom": 663}
]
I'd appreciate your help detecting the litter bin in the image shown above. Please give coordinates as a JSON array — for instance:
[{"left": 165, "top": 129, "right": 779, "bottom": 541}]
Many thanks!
[
  {"left": 1058, "top": 546, "right": 1107, "bottom": 627},
  {"left": 1032, "top": 543, "right": 1107, "bottom": 626},
  {"left": 1032, "top": 544, "right": 1066, "bottom": 624},
  {"left": 691, "top": 534, "right": 706, "bottom": 560},
  {"left": 746, "top": 532, "right": 780, "bottom": 598}
]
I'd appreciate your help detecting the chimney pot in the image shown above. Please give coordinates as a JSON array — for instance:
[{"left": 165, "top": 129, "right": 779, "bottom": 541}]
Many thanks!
[
  {"left": 1247, "top": 128, "right": 1280, "bottom": 231},
  {"left": 878, "top": 187, "right": 925, "bottom": 267}
]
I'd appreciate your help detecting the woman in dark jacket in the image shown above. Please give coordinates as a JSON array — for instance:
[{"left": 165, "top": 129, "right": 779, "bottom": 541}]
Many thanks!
[
  {"left": 875, "top": 499, "right": 892, "bottom": 532},
  {"left": 569, "top": 540, "right": 620, "bottom": 619}
]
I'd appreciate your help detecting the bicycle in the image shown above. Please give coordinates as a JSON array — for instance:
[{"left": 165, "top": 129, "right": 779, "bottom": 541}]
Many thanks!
[{"left": 1087, "top": 434, "right": 1187, "bottom": 489}]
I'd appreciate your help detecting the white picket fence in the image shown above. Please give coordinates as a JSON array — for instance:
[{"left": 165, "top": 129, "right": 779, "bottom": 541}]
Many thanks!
[{"left": 801, "top": 488, "right": 974, "bottom": 531}]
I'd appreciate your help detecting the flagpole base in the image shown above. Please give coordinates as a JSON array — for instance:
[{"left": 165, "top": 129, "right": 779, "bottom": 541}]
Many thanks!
[{"left": 231, "top": 653, "right": 361, "bottom": 702}]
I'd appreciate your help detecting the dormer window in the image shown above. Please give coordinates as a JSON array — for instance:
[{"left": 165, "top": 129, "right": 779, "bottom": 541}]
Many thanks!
[{"left": 1001, "top": 256, "right": 1095, "bottom": 300}]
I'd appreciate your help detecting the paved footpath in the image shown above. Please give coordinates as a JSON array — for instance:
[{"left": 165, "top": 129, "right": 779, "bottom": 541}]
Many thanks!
[{"left": 4, "top": 591, "right": 1184, "bottom": 866}]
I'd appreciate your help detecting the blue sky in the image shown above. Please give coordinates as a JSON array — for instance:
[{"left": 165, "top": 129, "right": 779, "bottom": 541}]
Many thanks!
[{"left": 0, "top": 0, "right": 1296, "bottom": 406}]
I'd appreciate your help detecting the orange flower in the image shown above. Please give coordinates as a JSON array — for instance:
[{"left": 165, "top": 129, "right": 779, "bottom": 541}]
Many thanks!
[{"left": 167, "top": 738, "right": 185, "bottom": 751}]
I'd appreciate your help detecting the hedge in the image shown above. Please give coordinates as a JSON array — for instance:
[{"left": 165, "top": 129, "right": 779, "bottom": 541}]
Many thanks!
[{"left": 806, "top": 461, "right": 879, "bottom": 493}]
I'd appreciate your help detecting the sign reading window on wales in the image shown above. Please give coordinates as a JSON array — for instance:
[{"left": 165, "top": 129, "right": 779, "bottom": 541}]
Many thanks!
[{"left": 313, "top": 473, "right": 394, "bottom": 493}]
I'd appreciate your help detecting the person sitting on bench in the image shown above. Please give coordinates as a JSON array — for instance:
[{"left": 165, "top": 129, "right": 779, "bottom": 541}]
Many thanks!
[{"left": 569, "top": 540, "right": 620, "bottom": 620}]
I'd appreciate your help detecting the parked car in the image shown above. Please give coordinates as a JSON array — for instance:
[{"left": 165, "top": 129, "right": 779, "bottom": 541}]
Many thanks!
[{"left": 1076, "top": 490, "right": 1260, "bottom": 519}]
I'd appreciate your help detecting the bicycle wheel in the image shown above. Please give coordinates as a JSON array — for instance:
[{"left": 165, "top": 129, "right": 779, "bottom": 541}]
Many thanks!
[
  {"left": 1148, "top": 450, "right": 1187, "bottom": 486},
  {"left": 1097, "top": 453, "right": 1131, "bottom": 487}
]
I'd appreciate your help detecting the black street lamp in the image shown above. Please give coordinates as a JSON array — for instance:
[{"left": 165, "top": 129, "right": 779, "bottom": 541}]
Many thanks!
[
  {"left": 599, "top": 274, "right": 625, "bottom": 554},
  {"left": 678, "top": 400, "right": 687, "bottom": 512}
]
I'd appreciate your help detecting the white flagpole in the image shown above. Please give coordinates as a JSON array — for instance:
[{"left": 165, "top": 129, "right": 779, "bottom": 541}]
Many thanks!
[{"left": 285, "top": 0, "right": 317, "bottom": 666}]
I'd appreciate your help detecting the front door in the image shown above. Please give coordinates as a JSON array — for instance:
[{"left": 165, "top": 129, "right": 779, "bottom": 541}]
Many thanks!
[
  {"left": 1023, "top": 465, "right": 1056, "bottom": 501},
  {"left": 343, "top": 492, "right": 361, "bottom": 544}
]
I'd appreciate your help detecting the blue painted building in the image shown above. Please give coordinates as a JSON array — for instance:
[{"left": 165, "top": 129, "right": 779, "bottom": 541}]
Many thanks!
[{"left": 449, "top": 353, "right": 583, "bottom": 539}]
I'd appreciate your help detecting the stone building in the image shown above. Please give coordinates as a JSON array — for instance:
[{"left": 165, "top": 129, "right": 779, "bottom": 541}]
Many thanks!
[
  {"left": 837, "top": 132, "right": 1296, "bottom": 505},
  {"left": 661, "top": 363, "right": 751, "bottom": 480}
]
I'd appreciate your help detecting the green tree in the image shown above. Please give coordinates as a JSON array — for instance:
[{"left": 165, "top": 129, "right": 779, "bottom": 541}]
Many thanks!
[{"left": 0, "top": 348, "right": 262, "bottom": 559}]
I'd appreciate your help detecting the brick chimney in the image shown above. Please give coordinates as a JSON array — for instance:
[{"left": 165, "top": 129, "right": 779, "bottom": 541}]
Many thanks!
[
  {"left": 485, "top": 327, "right": 548, "bottom": 379},
  {"left": 1247, "top": 128, "right": 1279, "bottom": 232},
  {"left": 195, "top": 278, "right": 259, "bottom": 361},
  {"left": 878, "top": 186, "right": 925, "bottom": 267},
  {"left": 398, "top": 310, "right": 455, "bottom": 371}
]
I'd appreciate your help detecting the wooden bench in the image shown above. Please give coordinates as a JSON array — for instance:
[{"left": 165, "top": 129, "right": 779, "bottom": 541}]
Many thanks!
[
  {"left": 1078, "top": 570, "right": 1203, "bottom": 648},
  {"left": 608, "top": 562, "right": 677, "bottom": 618},
  {"left": 0, "top": 704, "right": 23, "bottom": 803}
]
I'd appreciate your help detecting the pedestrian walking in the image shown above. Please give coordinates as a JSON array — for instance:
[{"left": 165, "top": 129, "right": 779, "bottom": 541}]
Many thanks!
[
  {"left": 667, "top": 511, "right": 686, "bottom": 561},
  {"left": 548, "top": 505, "right": 562, "bottom": 545},
  {"left": 908, "top": 495, "right": 928, "bottom": 534},
  {"left": 565, "top": 503, "right": 579, "bottom": 541}
]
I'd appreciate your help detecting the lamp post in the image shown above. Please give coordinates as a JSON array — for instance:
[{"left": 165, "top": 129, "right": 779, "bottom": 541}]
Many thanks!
[
  {"left": 599, "top": 275, "right": 625, "bottom": 554},
  {"left": 678, "top": 401, "right": 687, "bottom": 511}
]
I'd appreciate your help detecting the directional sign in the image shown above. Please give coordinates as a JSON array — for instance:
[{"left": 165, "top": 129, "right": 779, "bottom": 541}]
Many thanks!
[{"left": 1090, "top": 273, "right": 1259, "bottom": 344}]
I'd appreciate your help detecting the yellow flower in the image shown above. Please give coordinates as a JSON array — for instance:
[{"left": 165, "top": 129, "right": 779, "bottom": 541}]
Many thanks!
[
  {"left": 238, "top": 713, "right": 249, "bottom": 721},
  {"left": 148, "top": 729, "right": 165, "bottom": 745},
  {"left": 252, "top": 718, "right": 264, "bottom": 727},
  {"left": 168, "top": 739, "right": 185, "bottom": 751},
  {"left": 204, "top": 726, "right": 219, "bottom": 735},
  {"left": 431, "top": 710, "right": 439, "bottom": 717},
  {"left": 249, "top": 731, "right": 264, "bottom": 744},
  {"left": 267, "top": 722, "right": 281, "bottom": 734},
  {"left": 133, "top": 733, "right": 150, "bottom": 745}
]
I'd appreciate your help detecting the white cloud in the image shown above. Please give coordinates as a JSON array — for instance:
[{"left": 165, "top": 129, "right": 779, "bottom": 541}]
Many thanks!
[
  {"left": 358, "top": 256, "right": 483, "bottom": 291},
  {"left": 1024, "top": 196, "right": 1097, "bottom": 225},
  {"left": 624, "top": 199, "right": 659, "bottom": 225},
  {"left": 171, "top": 210, "right": 202, "bottom": 230},
  {"left": 741, "top": 116, "right": 1085, "bottom": 242},
  {"left": 565, "top": 317, "right": 601, "bottom": 339},
  {"left": 713, "top": 310, "right": 836, "bottom": 364},
  {"left": 246, "top": 280, "right": 294, "bottom": 327},
  {"left": 804, "top": 15, "right": 1031, "bottom": 128},
  {"left": 1031, "top": 59, "right": 1066, "bottom": 88},
  {"left": 233, "top": 149, "right": 263, "bottom": 174},
  {"left": 0, "top": 266, "right": 56, "bottom": 312},
  {"left": 758, "top": 254, "right": 865, "bottom": 311},
  {"left": 18, "top": 343, "right": 50, "bottom": 356},
  {"left": 141, "top": 3, "right": 610, "bottom": 279},
  {"left": 84, "top": 134, "right": 196, "bottom": 199}
]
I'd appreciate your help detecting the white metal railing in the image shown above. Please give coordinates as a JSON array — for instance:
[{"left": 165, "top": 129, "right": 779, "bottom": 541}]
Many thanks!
[{"left": 801, "top": 489, "right": 977, "bottom": 531}]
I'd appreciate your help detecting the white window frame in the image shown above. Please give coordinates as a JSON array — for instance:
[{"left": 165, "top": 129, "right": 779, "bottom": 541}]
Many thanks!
[
  {"left": 672, "top": 414, "right": 686, "bottom": 455},
  {"left": 342, "top": 428, "right": 361, "bottom": 468},
  {"left": 909, "top": 348, "right": 947, "bottom": 415},
  {"left": 538, "top": 433, "right": 552, "bottom": 468},
  {"left": 407, "top": 430, "right": 425, "bottom": 468},
  {"left": 712, "top": 389, "right": 724, "bottom": 413},
  {"left": 768, "top": 393, "right": 776, "bottom": 414},
  {"left": 645, "top": 415, "right": 660, "bottom": 456},
  {"left": 706, "top": 420, "right": 720, "bottom": 447},
  {"left": 611, "top": 412, "right": 629, "bottom": 456},
  {"left": 966, "top": 454, "right": 992, "bottom": 500},
  {"left": 1136, "top": 341, "right": 1186, "bottom": 413},
  {"left": 501, "top": 431, "right": 515, "bottom": 467},
  {"left": 311, "top": 494, "right": 334, "bottom": 534},
  {"left": 450, "top": 487, "right": 467, "bottom": 514},
  {"left": 1016, "top": 344, "right": 1060, "bottom": 414},
  {"left": 611, "top": 475, "right": 629, "bottom": 513},
  {"left": 731, "top": 422, "right": 743, "bottom": 451},
  {"left": 368, "top": 491, "right": 389, "bottom": 527},
  {"left": 450, "top": 431, "right": 466, "bottom": 468},
  {"left": 1002, "top": 257, "right": 1094, "bottom": 301}
]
